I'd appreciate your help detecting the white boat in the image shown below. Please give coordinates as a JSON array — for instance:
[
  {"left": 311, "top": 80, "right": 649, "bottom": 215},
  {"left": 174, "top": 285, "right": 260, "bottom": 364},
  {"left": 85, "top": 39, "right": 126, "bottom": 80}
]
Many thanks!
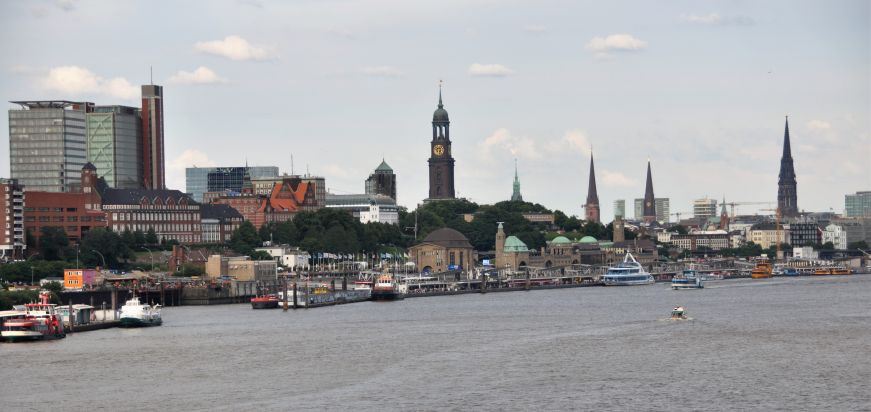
[
  {"left": 672, "top": 270, "right": 704, "bottom": 290},
  {"left": 603, "top": 253, "right": 655, "bottom": 286},
  {"left": 0, "top": 292, "right": 66, "bottom": 341},
  {"left": 119, "top": 296, "right": 162, "bottom": 327}
]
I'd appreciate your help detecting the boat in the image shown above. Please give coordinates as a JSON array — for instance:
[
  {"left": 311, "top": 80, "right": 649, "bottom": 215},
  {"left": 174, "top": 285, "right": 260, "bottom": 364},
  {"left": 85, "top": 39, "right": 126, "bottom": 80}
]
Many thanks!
[
  {"left": 750, "top": 260, "right": 773, "bottom": 279},
  {"left": 371, "top": 274, "right": 407, "bottom": 300},
  {"left": 672, "top": 270, "right": 704, "bottom": 290},
  {"left": 781, "top": 268, "right": 800, "bottom": 276},
  {"left": 671, "top": 306, "right": 688, "bottom": 320},
  {"left": 700, "top": 271, "right": 724, "bottom": 281},
  {"left": 602, "top": 253, "right": 654, "bottom": 286},
  {"left": 814, "top": 268, "right": 831, "bottom": 275},
  {"left": 118, "top": 295, "right": 162, "bottom": 327},
  {"left": 250, "top": 294, "right": 280, "bottom": 309},
  {"left": 831, "top": 267, "right": 851, "bottom": 275},
  {"left": 0, "top": 292, "right": 66, "bottom": 342}
]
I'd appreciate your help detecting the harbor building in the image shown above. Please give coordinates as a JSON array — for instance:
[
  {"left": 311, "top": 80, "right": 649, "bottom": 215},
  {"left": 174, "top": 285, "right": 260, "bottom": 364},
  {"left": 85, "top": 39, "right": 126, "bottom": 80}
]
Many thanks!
[
  {"left": 86, "top": 105, "right": 143, "bottom": 189},
  {"left": 210, "top": 176, "right": 320, "bottom": 227},
  {"left": 326, "top": 193, "right": 399, "bottom": 225},
  {"left": 426, "top": 86, "right": 456, "bottom": 201},
  {"left": 141, "top": 85, "right": 165, "bottom": 189},
  {"left": 584, "top": 152, "right": 600, "bottom": 223},
  {"left": 200, "top": 204, "right": 243, "bottom": 244},
  {"left": 749, "top": 222, "right": 788, "bottom": 249},
  {"left": 822, "top": 223, "right": 848, "bottom": 250},
  {"left": 844, "top": 191, "right": 871, "bottom": 217},
  {"left": 614, "top": 199, "right": 626, "bottom": 219},
  {"left": 8, "top": 101, "right": 92, "bottom": 192},
  {"left": 0, "top": 179, "right": 26, "bottom": 260},
  {"left": 777, "top": 117, "right": 799, "bottom": 218},
  {"left": 693, "top": 197, "right": 718, "bottom": 220},
  {"left": 787, "top": 221, "right": 821, "bottom": 247},
  {"left": 365, "top": 160, "right": 397, "bottom": 201},
  {"left": 250, "top": 174, "right": 326, "bottom": 208},
  {"left": 206, "top": 255, "right": 277, "bottom": 281},
  {"left": 634, "top": 198, "right": 670, "bottom": 224},
  {"left": 186, "top": 166, "right": 279, "bottom": 202},
  {"left": 408, "top": 228, "right": 475, "bottom": 273}
]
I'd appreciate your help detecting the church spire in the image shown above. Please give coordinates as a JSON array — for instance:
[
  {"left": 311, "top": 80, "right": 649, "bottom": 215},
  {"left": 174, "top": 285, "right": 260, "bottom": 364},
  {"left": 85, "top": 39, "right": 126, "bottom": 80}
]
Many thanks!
[
  {"left": 584, "top": 150, "right": 600, "bottom": 223},
  {"left": 511, "top": 159, "right": 523, "bottom": 202},
  {"left": 643, "top": 159, "right": 656, "bottom": 224},
  {"left": 778, "top": 116, "right": 798, "bottom": 217}
]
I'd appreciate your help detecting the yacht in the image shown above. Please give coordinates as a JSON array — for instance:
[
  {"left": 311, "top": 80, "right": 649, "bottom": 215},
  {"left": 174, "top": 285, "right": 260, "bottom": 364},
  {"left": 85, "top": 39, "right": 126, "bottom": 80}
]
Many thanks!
[
  {"left": 119, "top": 295, "right": 162, "bottom": 327},
  {"left": 672, "top": 269, "right": 704, "bottom": 290},
  {"left": 603, "top": 253, "right": 655, "bottom": 286}
]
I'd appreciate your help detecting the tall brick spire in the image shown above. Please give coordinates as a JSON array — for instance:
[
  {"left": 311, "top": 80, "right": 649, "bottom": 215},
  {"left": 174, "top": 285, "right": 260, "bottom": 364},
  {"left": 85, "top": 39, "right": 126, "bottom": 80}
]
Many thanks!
[
  {"left": 777, "top": 116, "right": 798, "bottom": 217},
  {"left": 643, "top": 160, "right": 656, "bottom": 224},
  {"left": 584, "top": 151, "right": 600, "bottom": 223}
]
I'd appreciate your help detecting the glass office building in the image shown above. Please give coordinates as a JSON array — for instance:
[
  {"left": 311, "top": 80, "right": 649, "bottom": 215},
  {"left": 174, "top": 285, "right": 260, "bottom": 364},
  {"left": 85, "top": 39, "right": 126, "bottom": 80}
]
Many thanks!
[
  {"left": 186, "top": 166, "right": 279, "bottom": 202},
  {"left": 845, "top": 191, "right": 871, "bottom": 217},
  {"left": 9, "top": 101, "right": 91, "bottom": 192},
  {"left": 86, "top": 105, "right": 142, "bottom": 189}
]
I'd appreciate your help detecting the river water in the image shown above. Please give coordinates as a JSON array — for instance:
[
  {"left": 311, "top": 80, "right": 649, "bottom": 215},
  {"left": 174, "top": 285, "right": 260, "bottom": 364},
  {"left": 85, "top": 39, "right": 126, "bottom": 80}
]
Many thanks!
[{"left": 2, "top": 275, "right": 869, "bottom": 411}]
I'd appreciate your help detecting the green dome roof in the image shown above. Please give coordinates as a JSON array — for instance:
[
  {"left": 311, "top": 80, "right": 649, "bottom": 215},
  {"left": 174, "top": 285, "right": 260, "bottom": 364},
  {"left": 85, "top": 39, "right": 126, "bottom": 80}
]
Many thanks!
[
  {"left": 375, "top": 159, "right": 393, "bottom": 172},
  {"left": 579, "top": 236, "right": 598, "bottom": 244},
  {"left": 551, "top": 236, "right": 571, "bottom": 244},
  {"left": 503, "top": 236, "right": 529, "bottom": 253}
]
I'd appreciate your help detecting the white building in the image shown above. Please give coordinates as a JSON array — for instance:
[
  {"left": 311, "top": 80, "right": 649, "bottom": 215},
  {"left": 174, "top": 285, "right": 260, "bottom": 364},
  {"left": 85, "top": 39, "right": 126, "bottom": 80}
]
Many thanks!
[
  {"left": 693, "top": 197, "right": 718, "bottom": 220},
  {"left": 255, "top": 246, "right": 311, "bottom": 269},
  {"left": 326, "top": 193, "right": 399, "bottom": 225},
  {"left": 821, "top": 223, "right": 847, "bottom": 250},
  {"left": 793, "top": 246, "right": 818, "bottom": 260}
]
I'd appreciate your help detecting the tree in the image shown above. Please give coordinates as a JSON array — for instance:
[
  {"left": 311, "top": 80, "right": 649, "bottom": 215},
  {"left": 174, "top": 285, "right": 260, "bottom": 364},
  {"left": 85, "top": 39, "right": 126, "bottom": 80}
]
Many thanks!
[
  {"left": 80, "top": 228, "right": 132, "bottom": 269},
  {"left": 250, "top": 250, "right": 274, "bottom": 261},
  {"left": 848, "top": 241, "right": 868, "bottom": 250},
  {"left": 670, "top": 225, "right": 689, "bottom": 235},
  {"left": 145, "top": 228, "right": 159, "bottom": 245},
  {"left": 230, "top": 221, "right": 260, "bottom": 255},
  {"left": 38, "top": 227, "right": 69, "bottom": 261}
]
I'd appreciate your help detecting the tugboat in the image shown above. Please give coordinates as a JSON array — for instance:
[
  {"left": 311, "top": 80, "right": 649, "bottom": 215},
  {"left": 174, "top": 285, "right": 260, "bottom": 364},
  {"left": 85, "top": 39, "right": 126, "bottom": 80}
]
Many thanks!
[
  {"left": 250, "top": 294, "right": 280, "bottom": 309},
  {"left": 672, "top": 270, "right": 704, "bottom": 290},
  {"left": 371, "top": 275, "right": 406, "bottom": 301},
  {"left": 1, "top": 292, "right": 66, "bottom": 341},
  {"left": 671, "top": 306, "right": 688, "bottom": 320},
  {"left": 119, "top": 295, "right": 162, "bottom": 327}
]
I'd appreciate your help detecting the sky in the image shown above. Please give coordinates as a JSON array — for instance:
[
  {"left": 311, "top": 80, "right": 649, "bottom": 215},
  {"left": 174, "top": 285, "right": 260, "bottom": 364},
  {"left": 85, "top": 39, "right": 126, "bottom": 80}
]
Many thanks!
[{"left": 1, "top": 0, "right": 869, "bottom": 221}]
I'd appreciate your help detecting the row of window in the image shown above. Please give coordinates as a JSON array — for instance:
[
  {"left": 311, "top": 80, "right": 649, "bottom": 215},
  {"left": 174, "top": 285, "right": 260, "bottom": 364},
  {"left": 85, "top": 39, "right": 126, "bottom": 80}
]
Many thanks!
[{"left": 111, "top": 212, "right": 198, "bottom": 221}]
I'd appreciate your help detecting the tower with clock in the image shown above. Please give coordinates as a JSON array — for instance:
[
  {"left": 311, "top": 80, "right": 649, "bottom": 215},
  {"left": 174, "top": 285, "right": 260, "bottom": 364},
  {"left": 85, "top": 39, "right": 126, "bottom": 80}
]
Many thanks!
[{"left": 427, "top": 85, "right": 455, "bottom": 200}]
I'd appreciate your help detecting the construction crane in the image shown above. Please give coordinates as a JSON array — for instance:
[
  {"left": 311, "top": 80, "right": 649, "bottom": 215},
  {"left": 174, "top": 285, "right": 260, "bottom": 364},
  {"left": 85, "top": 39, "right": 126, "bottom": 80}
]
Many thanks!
[
  {"left": 669, "top": 212, "right": 692, "bottom": 222},
  {"left": 725, "top": 201, "right": 775, "bottom": 217}
]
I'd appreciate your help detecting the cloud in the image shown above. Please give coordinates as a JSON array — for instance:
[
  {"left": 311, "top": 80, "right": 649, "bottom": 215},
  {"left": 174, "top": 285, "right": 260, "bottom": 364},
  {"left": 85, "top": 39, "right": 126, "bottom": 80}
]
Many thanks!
[
  {"left": 468, "top": 63, "right": 515, "bottom": 77},
  {"left": 558, "top": 130, "right": 592, "bottom": 156},
  {"left": 194, "top": 35, "right": 276, "bottom": 61},
  {"left": 601, "top": 170, "right": 635, "bottom": 187},
  {"left": 807, "top": 120, "right": 832, "bottom": 131},
  {"left": 522, "top": 24, "right": 548, "bottom": 33},
  {"left": 586, "top": 34, "right": 647, "bottom": 53},
  {"left": 168, "top": 67, "right": 227, "bottom": 84},
  {"left": 55, "top": 0, "right": 76, "bottom": 11},
  {"left": 360, "top": 66, "right": 405, "bottom": 78},
  {"left": 680, "top": 13, "right": 754, "bottom": 26},
  {"left": 171, "top": 149, "right": 216, "bottom": 170},
  {"left": 42, "top": 65, "right": 138, "bottom": 100},
  {"left": 480, "top": 128, "right": 591, "bottom": 161},
  {"left": 327, "top": 27, "right": 356, "bottom": 39},
  {"left": 237, "top": 0, "right": 263, "bottom": 8}
]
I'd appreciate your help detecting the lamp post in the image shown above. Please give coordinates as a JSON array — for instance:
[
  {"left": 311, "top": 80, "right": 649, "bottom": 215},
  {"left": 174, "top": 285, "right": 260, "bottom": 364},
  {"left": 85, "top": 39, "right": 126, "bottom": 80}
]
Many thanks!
[
  {"left": 31, "top": 266, "right": 34, "bottom": 286},
  {"left": 91, "top": 249, "right": 107, "bottom": 270},
  {"left": 142, "top": 246, "right": 154, "bottom": 272}
]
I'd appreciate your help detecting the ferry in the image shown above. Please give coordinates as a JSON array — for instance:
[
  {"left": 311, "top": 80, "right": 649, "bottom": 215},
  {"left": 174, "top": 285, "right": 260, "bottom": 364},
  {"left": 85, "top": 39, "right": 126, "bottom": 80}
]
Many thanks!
[
  {"left": 781, "top": 268, "right": 800, "bottom": 276},
  {"left": 671, "top": 306, "right": 688, "bottom": 320},
  {"left": 602, "top": 253, "right": 654, "bottom": 286},
  {"left": 672, "top": 270, "right": 704, "bottom": 290},
  {"left": 751, "top": 260, "right": 773, "bottom": 279},
  {"left": 251, "top": 295, "right": 280, "bottom": 309},
  {"left": 119, "top": 295, "right": 162, "bottom": 327},
  {"left": 371, "top": 274, "right": 407, "bottom": 300},
  {"left": 1, "top": 292, "right": 66, "bottom": 342}
]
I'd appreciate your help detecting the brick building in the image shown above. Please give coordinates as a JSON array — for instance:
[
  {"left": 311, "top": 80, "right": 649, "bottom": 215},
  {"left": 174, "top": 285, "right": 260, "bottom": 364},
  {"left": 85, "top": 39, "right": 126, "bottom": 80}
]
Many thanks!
[
  {"left": 0, "top": 179, "right": 26, "bottom": 259},
  {"left": 211, "top": 176, "right": 320, "bottom": 227}
]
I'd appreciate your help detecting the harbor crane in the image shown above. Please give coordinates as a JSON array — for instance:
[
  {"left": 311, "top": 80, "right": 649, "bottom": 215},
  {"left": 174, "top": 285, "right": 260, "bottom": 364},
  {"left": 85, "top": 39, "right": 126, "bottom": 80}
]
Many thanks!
[{"left": 725, "top": 201, "right": 775, "bottom": 217}]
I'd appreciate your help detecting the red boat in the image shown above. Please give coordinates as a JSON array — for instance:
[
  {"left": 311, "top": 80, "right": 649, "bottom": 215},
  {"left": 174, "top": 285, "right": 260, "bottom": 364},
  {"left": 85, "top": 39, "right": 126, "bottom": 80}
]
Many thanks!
[
  {"left": 1, "top": 292, "right": 65, "bottom": 342},
  {"left": 250, "top": 295, "right": 280, "bottom": 309}
]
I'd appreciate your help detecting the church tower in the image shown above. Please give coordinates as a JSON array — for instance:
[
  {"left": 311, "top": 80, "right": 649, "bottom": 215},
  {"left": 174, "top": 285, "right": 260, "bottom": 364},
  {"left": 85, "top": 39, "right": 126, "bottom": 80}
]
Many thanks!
[
  {"left": 778, "top": 116, "right": 798, "bottom": 217},
  {"left": 510, "top": 159, "right": 523, "bottom": 202},
  {"left": 719, "top": 195, "right": 730, "bottom": 230},
  {"left": 427, "top": 85, "right": 456, "bottom": 200},
  {"left": 584, "top": 151, "right": 600, "bottom": 223},
  {"left": 642, "top": 160, "right": 657, "bottom": 224}
]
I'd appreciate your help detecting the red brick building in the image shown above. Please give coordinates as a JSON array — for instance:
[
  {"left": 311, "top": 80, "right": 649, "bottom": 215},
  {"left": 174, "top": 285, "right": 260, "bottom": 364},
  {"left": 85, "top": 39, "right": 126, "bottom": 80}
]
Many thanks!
[
  {"left": 23, "top": 167, "right": 108, "bottom": 247},
  {"left": 211, "top": 177, "right": 320, "bottom": 227}
]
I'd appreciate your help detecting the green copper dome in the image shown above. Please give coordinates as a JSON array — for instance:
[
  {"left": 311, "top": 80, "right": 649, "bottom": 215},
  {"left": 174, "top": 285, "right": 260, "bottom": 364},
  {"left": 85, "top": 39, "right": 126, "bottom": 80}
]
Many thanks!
[
  {"left": 503, "top": 236, "right": 529, "bottom": 253},
  {"left": 375, "top": 159, "right": 393, "bottom": 172},
  {"left": 579, "top": 236, "right": 598, "bottom": 244},
  {"left": 551, "top": 236, "right": 571, "bottom": 245}
]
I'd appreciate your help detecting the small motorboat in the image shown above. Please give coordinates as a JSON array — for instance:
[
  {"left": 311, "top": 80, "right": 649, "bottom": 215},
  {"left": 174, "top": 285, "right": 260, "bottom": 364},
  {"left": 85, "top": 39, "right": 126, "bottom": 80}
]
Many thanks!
[{"left": 671, "top": 306, "right": 688, "bottom": 320}]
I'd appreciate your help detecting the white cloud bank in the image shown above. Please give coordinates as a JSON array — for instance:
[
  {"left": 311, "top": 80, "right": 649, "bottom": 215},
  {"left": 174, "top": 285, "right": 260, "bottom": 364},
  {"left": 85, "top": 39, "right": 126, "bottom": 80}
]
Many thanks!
[
  {"left": 194, "top": 35, "right": 276, "bottom": 61},
  {"left": 479, "top": 128, "right": 591, "bottom": 161},
  {"left": 42, "top": 65, "right": 138, "bottom": 100},
  {"left": 468, "top": 63, "right": 515, "bottom": 77},
  {"left": 168, "top": 67, "right": 227, "bottom": 84},
  {"left": 586, "top": 34, "right": 647, "bottom": 53}
]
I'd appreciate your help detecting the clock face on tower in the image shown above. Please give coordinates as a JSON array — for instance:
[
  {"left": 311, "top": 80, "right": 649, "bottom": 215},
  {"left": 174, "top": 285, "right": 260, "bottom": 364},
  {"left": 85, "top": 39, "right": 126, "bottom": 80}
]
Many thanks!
[
  {"left": 646, "top": 201, "right": 652, "bottom": 207},
  {"left": 433, "top": 144, "right": 445, "bottom": 157}
]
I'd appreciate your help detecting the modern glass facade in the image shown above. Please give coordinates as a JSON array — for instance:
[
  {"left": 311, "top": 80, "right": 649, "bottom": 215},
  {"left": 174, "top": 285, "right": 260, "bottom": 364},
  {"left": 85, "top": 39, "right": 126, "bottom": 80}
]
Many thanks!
[
  {"left": 186, "top": 166, "right": 279, "bottom": 202},
  {"left": 613, "top": 199, "right": 625, "bottom": 219},
  {"left": 86, "top": 106, "right": 142, "bottom": 189},
  {"left": 845, "top": 191, "right": 871, "bottom": 217},
  {"left": 9, "top": 101, "right": 90, "bottom": 192}
]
